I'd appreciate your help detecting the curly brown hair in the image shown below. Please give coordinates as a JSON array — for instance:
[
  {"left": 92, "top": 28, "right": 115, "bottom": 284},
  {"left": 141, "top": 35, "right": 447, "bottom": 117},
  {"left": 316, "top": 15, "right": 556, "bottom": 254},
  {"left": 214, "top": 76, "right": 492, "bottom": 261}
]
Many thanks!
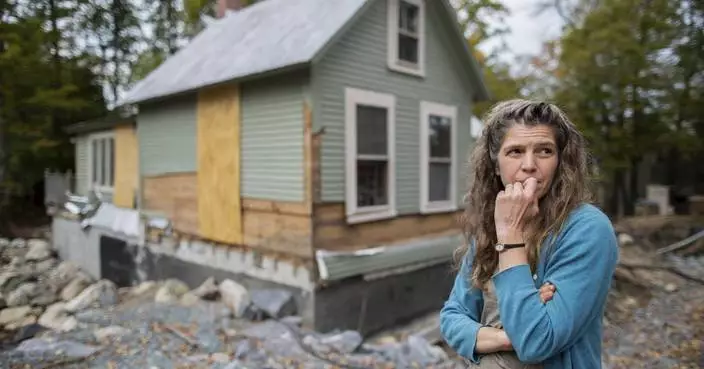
[{"left": 456, "top": 99, "right": 594, "bottom": 289}]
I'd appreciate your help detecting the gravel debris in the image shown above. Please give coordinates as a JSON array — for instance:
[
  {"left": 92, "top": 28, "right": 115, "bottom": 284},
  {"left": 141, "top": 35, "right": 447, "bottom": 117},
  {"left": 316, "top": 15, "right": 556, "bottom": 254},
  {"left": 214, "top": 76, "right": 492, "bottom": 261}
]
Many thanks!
[
  {"left": 602, "top": 254, "right": 704, "bottom": 369},
  {"left": 0, "top": 299, "right": 462, "bottom": 368}
]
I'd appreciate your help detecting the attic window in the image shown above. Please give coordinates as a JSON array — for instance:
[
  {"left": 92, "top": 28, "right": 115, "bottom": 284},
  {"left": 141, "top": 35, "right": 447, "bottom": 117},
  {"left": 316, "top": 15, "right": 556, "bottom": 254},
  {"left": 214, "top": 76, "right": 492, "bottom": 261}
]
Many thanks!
[
  {"left": 387, "top": 0, "right": 425, "bottom": 77},
  {"left": 398, "top": 1, "right": 419, "bottom": 63}
]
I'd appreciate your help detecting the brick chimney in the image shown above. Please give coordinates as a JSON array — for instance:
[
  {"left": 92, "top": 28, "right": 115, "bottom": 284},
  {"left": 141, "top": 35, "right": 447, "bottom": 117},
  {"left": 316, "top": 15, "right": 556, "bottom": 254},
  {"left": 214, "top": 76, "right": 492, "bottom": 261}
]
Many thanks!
[{"left": 217, "top": 0, "right": 245, "bottom": 18}]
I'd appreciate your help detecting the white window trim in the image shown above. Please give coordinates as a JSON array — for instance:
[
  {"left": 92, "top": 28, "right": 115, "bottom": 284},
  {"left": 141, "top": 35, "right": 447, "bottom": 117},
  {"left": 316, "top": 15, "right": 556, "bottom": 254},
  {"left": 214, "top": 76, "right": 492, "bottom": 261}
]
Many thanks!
[
  {"left": 419, "top": 101, "right": 458, "bottom": 214},
  {"left": 345, "top": 87, "right": 397, "bottom": 224},
  {"left": 87, "top": 132, "right": 115, "bottom": 194},
  {"left": 387, "top": 0, "right": 426, "bottom": 77}
]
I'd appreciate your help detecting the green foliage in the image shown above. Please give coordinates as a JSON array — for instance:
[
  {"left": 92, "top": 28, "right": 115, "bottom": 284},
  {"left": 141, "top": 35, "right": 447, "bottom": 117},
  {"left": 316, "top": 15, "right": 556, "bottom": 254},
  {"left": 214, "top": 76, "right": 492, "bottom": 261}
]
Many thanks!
[
  {"left": 183, "top": 0, "right": 216, "bottom": 31},
  {"left": 0, "top": 1, "right": 106, "bottom": 210},
  {"left": 451, "top": 0, "right": 532, "bottom": 119},
  {"left": 1, "top": 0, "right": 702, "bottom": 223},
  {"left": 532, "top": 0, "right": 704, "bottom": 215},
  {"left": 453, "top": 0, "right": 510, "bottom": 47},
  {"left": 182, "top": 0, "right": 260, "bottom": 36},
  {"left": 130, "top": 50, "right": 168, "bottom": 84}
]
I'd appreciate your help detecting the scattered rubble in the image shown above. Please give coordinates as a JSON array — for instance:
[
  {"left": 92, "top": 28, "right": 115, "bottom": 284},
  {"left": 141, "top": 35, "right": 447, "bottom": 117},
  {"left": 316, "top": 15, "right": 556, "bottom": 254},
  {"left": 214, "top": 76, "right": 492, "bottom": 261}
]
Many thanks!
[
  {"left": 3, "top": 214, "right": 700, "bottom": 368},
  {"left": 603, "top": 216, "right": 704, "bottom": 369},
  {"left": 0, "top": 236, "right": 464, "bottom": 368}
]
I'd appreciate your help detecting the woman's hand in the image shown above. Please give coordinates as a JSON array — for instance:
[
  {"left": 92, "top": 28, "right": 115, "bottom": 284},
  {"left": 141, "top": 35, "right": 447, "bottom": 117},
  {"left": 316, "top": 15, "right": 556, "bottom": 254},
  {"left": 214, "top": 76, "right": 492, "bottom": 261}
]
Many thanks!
[
  {"left": 494, "top": 177, "right": 540, "bottom": 244},
  {"left": 539, "top": 282, "right": 556, "bottom": 304},
  {"left": 475, "top": 326, "right": 514, "bottom": 353},
  {"left": 494, "top": 329, "right": 514, "bottom": 352}
]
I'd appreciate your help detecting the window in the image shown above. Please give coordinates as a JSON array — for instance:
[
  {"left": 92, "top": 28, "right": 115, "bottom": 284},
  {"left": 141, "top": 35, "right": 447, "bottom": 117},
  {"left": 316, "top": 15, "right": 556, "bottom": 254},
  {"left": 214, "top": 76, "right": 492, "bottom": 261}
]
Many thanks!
[
  {"left": 387, "top": 0, "right": 425, "bottom": 76},
  {"left": 88, "top": 133, "right": 115, "bottom": 193},
  {"left": 345, "top": 87, "right": 396, "bottom": 223},
  {"left": 420, "top": 101, "right": 457, "bottom": 213}
]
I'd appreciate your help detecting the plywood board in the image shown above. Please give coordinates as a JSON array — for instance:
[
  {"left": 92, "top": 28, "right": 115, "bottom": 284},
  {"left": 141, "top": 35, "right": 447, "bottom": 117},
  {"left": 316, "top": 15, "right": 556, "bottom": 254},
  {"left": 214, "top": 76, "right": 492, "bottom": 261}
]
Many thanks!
[
  {"left": 142, "top": 172, "right": 198, "bottom": 234},
  {"left": 241, "top": 198, "right": 313, "bottom": 258},
  {"left": 113, "top": 123, "right": 138, "bottom": 208},
  {"left": 314, "top": 204, "right": 462, "bottom": 251},
  {"left": 197, "top": 83, "right": 243, "bottom": 244}
]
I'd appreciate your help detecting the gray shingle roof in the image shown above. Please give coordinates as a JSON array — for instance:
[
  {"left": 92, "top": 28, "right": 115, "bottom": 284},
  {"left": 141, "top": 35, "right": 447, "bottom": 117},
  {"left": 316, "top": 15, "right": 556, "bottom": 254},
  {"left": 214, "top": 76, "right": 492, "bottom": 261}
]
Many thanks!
[{"left": 119, "top": 0, "right": 366, "bottom": 106}]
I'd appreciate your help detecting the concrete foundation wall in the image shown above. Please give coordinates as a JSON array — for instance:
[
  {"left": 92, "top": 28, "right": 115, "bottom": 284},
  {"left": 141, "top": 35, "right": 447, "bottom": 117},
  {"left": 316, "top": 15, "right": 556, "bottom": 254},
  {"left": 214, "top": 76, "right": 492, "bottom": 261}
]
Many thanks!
[
  {"left": 51, "top": 216, "right": 139, "bottom": 280},
  {"left": 154, "top": 238, "right": 314, "bottom": 291},
  {"left": 141, "top": 251, "right": 314, "bottom": 326},
  {"left": 144, "top": 237, "right": 316, "bottom": 326},
  {"left": 50, "top": 215, "right": 316, "bottom": 327},
  {"left": 314, "top": 261, "right": 456, "bottom": 336},
  {"left": 51, "top": 215, "right": 456, "bottom": 336}
]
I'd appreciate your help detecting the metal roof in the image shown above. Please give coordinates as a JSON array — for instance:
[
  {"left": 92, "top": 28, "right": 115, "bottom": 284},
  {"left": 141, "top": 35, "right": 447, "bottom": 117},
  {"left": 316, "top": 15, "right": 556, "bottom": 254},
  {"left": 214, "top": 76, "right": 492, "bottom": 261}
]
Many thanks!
[
  {"left": 118, "top": 0, "right": 490, "bottom": 107},
  {"left": 118, "top": 0, "right": 367, "bottom": 106}
]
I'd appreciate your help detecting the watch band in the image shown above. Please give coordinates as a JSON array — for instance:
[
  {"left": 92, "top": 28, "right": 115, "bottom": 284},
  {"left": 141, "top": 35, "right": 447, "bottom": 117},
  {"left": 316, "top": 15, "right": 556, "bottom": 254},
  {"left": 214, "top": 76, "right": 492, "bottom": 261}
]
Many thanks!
[{"left": 495, "top": 243, "right": 526, "bottom": 252}]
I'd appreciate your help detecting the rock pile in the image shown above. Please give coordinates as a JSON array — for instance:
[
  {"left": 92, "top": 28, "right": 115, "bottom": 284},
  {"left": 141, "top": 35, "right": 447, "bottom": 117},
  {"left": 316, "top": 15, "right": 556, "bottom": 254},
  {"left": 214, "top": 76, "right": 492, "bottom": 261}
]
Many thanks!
[
  {"left": 0, "top": 237, "right": 101, "bottom": 332},
  {"left": 0, "top": 237, "right": 462, "bottom": 368},
  {"left": 0, "top": 237, "right": 297, "bottom": 335}
]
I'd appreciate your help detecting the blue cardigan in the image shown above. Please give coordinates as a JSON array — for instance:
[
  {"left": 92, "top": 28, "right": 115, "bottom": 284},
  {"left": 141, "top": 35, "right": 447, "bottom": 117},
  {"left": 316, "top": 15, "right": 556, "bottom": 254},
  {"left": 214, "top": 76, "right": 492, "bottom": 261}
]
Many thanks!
[{"left": 440, "top": 204, "right": 618, "bottom": 369}]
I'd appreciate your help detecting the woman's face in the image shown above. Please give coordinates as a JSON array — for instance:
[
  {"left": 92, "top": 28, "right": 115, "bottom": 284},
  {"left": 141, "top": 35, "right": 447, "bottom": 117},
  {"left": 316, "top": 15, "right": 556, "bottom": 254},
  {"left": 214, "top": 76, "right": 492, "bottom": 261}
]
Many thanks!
[{"left": 496, "top": 123, "right": 559, "bottom": 199}]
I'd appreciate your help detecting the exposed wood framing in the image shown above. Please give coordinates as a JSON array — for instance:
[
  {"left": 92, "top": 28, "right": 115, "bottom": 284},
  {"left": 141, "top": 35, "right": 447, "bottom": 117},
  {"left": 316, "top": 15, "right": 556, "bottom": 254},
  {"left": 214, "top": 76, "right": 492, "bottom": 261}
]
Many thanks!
[
  {"left": 303, "top": 102, "right": 314, "bottom": 211},
  {"left": 197, "top": 83, "right": 243, "bottom": 244},
  {"left": 113, "top": 123, "right": 138, "bottom": 208},
  {"left": 303, "top": 100, "right": 320, "bottom": 280},
  {"left": 313, "top": 204, "right": 463, "bottom": 251},
  {"left": 142, "top": 172, "right": 198, "bottom": 234},
  {"left": 242, "top": 198, "right": 313, "bottom": 258}
]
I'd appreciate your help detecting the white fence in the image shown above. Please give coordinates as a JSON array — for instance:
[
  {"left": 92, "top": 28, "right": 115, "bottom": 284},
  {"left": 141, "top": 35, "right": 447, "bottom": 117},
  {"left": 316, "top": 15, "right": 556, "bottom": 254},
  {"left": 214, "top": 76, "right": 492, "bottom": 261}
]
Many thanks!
[{"left": 44, "top": 170, "right": 75, "bottom": 207}]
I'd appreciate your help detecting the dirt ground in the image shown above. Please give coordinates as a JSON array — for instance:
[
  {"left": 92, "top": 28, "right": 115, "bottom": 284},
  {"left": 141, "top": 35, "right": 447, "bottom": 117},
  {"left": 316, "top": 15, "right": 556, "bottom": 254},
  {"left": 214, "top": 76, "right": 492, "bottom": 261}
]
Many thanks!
[{"left": 601, "top": 215, "right": 704, "bottom": 369}]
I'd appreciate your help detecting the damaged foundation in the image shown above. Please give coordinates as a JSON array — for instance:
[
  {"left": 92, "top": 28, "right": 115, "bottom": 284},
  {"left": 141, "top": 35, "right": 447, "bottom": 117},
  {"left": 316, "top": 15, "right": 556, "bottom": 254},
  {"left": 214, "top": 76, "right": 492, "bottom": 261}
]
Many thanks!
[
  {"left": 0, "top": 238, "right": 463, "bottom": 368},
  {"left": 47, "top": 198, "right": 460, "bottom": 337}
]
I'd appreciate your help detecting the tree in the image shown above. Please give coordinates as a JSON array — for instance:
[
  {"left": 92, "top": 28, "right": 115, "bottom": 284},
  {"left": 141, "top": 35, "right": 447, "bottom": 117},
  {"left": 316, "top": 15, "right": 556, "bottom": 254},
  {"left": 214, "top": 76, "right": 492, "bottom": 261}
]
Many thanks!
[
  {"left": 548, "top": 0, "right": 685, "bottom": 216},
  {"left": 130, "top": 0, "right": 187, "bottom": 84},
  {"left": 0, "top": 1, "right": 105, "bottom": 223},
  {"left": 660, "top": 0, "right": 704, "bottom": 190},
  {"left": 452, "top": 0, "right": 532, "bottom": 119},
  {"left": 182, "top": 0, "right": 261, "bottom": 36},
  {"left": 76, "top": 0, "right": 142, "bottom": 106}
]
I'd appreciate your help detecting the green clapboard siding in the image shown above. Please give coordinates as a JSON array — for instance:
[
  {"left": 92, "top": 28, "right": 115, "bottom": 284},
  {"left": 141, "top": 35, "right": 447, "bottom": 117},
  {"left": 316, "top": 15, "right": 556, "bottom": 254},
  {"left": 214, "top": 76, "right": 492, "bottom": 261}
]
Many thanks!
[
  {"left": 74, "top": 136, "right": 89, "bottom": 196},
  {"left": 313, "top": 0, "right": 476, "bottom": 214},
  {"left": 137, "top": 94, "right": 198, "bottom": 176},
  {"left": 241, "top": 73, "right": 307, "bottom": 202}
]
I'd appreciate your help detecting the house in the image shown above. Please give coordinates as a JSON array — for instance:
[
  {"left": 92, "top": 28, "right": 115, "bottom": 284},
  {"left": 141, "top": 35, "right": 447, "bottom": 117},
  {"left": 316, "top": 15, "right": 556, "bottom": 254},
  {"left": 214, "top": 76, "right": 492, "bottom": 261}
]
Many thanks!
[
  {"left": 65, "top": 112, "right": 138, "bottom": 208},
  {"left": 61, "top": 0, "right": 489, "bottom": 335}
]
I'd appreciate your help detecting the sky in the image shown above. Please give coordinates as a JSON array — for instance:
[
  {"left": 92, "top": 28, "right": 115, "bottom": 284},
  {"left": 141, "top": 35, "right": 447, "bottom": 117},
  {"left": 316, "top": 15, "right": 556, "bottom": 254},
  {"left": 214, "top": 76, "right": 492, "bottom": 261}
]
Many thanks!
[{"left": 476, "top": 0, "right": 566, "bottom": 72}]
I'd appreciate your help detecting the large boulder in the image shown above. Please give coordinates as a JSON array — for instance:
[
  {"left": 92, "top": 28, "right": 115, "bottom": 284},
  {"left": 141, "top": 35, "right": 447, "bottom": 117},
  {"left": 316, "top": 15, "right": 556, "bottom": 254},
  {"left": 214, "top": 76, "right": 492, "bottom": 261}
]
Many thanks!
[
  {"left": 25, "top": 239, "right": 52, "bottom": 261},
  {"left": 219, "top": 279, "right": 251, "bottom": 318},
  {"left": 154, "top": 279, "right": 190, "bottom": 304},
  {"left": 65, "top": 280, "right": 118, "bottom": 313},
  {"left": 38, "top": 302, "right": 78, "bottom": 332}
]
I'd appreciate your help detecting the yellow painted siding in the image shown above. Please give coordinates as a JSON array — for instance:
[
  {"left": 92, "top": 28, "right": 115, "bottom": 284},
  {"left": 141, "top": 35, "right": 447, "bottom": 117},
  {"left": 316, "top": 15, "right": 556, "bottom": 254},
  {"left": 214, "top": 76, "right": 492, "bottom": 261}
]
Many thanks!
[
  {"left": 197, "top": 83, "right": 242, "bottom": 244},
  {"left": 113, "top": 124, "right": 138, "bottom": 208}
]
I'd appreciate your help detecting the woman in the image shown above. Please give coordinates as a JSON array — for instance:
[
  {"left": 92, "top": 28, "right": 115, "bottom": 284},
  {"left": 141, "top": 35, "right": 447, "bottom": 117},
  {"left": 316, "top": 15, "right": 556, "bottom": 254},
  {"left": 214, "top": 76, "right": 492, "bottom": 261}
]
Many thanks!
[{"left": 440, "top": 99, "right": 618, "bottom": 369}]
